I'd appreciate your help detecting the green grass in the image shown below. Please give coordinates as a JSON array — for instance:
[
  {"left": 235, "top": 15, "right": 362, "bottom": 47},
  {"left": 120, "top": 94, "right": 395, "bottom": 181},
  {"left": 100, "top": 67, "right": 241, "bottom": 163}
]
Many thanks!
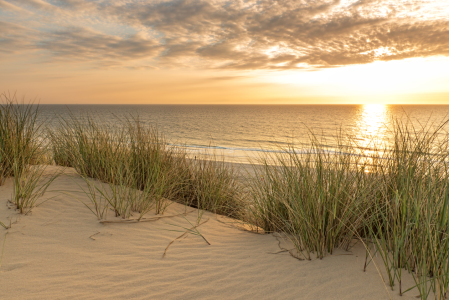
[
  {"left": 248, "top": 132, "right": 374, "bottom": 259},
  {"left": 0, "top": 93, "right": 59, "bottom": 214},
  {"left": 249, "top": 119, "right": 449, "bottom": 298},
  {"left": 50, "top": 114, "right": 177, "bottom": 219},
  {"left": 12, "top": 164, "right": 61, "bottom": 215},
  {"left": 184, "top": 154, "right": 244, "bottom": 222},
  {"left": 363, "top": 118, "right": 449, "bottom": 299},
  {"left": 49, "top": 114, "right": 243, "bottom": 221},
  {"left": 0, "top": 93, "right": 42, "bottom": 185}
]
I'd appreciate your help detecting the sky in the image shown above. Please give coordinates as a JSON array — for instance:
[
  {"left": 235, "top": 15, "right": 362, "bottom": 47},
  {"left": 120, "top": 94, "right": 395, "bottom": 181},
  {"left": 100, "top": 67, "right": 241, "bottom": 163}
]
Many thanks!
[{"left": 1, "top": 0, "right": 449, "bottom": 104}]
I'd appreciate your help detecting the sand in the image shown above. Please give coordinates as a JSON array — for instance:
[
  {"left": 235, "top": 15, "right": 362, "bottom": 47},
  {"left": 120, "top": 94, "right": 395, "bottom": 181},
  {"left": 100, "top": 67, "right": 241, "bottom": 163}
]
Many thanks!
[{"left": 0, "top": 166, "right": 421, "bottom": 299}]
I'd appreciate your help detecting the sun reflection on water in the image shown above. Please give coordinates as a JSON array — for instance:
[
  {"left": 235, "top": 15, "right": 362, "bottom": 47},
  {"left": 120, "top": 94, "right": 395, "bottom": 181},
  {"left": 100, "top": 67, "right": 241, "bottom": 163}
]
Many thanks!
[
  {"left": 358, "top": 104, "right": 389, "bottom": 147},
  {"left": 356, "top": 104, "right": 390, "bottom": 171}
]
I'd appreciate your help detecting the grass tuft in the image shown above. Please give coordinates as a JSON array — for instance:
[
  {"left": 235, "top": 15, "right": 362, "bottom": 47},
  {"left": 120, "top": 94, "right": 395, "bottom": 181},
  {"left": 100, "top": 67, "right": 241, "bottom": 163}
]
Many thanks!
[
  {"left": 249, "top": 118, "right": 449, "bottom": 298},
  {"left": 49, "top": 114, "right": 243, "bottom": 221},
  {"left": 248, "top": 131, "right": 373, "bottom": 259},
  {"left": 1, "top": 93, "right": 59, "bottom": 214},
  {"left": 363, "top": 118, "right": 449, "bottom": 299},
  {"left": 0, "top": 92, "right": 41, "bottom": 185}
]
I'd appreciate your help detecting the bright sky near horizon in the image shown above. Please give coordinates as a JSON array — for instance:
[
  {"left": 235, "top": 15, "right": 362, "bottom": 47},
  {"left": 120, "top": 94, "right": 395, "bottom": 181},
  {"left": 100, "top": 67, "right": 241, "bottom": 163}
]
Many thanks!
[{"left": 1, "top": 0, "right": 449, "bottom": 104}]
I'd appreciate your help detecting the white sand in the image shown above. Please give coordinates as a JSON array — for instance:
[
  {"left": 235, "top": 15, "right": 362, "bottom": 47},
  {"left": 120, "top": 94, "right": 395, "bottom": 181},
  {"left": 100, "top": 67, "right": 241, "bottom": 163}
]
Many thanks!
[{"left": 0, "top": 166, "right": 421, "bottom": 299}]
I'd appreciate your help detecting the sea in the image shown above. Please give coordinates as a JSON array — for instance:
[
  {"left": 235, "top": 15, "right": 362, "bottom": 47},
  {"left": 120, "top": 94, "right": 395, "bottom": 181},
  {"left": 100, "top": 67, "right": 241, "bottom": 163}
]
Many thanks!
[{"left": 39, "top": 105, "right": 449, "bottom": 164}]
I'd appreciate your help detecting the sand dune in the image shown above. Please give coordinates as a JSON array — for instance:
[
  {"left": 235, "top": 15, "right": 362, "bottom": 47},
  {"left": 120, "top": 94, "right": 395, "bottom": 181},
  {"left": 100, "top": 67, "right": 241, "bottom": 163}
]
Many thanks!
[{"left": 0, "top": 166, "right": 419, "bottom": 299}]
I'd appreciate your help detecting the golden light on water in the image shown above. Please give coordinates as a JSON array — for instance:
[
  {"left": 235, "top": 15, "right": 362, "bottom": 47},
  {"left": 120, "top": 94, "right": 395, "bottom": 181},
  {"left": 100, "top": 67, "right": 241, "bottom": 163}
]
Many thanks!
[
  {"left": 359, "top": 104, "right": 388, "bottom": 139},
  {"left": 356, "top": 104, "right": 390, "bottom": 171}
]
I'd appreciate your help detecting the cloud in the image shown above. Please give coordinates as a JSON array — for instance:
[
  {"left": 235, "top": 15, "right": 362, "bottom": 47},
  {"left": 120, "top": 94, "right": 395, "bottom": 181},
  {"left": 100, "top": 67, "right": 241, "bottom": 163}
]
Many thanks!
[
  {"left": 2, "top": 0, "right": 449, "bottom": 69},
  {"left": 0, "top": 21, "right": 37, "bottom": 54},
  {"left": 0, "top": 0, "right": 27, "bottom": 11},
  {"left": 18, "top": 0, "right": 58, "bottom": 11},
  {"left": 36, "top": 27, "right": 161, "bottom": 65}
]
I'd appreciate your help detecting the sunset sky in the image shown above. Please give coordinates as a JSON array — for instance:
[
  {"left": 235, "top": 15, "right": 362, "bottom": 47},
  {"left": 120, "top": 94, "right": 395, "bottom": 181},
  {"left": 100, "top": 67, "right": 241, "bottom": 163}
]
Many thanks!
[{"left": 1, "top": 0, "right": 449, "bottom": 104}]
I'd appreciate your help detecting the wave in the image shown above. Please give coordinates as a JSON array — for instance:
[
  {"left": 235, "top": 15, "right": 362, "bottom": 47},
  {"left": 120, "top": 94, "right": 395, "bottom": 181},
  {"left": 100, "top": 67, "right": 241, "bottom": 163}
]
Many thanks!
[{"left": 168, "top": 143, "right": 386, "bottom": 158}]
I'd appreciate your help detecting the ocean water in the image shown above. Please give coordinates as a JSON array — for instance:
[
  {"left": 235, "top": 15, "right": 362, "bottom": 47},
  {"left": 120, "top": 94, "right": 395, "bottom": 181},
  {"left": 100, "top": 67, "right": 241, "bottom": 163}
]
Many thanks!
[{"left": 39, "top": 104, "right": 449, "bottom": 163}]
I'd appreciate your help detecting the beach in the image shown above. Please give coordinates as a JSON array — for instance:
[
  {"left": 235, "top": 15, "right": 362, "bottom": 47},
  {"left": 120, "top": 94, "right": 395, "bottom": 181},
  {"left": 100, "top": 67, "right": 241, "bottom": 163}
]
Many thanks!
[
  {"left": 2, "top": 0, "right": 449, "bottom": 297},
  {"left": 0, "top": 165, "right": 420, "bottom": 300}
]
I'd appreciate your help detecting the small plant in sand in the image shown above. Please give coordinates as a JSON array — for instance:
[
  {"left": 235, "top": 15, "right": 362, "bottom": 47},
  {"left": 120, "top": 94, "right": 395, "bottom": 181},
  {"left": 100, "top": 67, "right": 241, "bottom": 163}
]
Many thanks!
[
  {"left": 162, "top": 216, "right": 210, "bottom": 258},
  {"left": 70, "top": 174, "right": 108, "bottom": 220}
]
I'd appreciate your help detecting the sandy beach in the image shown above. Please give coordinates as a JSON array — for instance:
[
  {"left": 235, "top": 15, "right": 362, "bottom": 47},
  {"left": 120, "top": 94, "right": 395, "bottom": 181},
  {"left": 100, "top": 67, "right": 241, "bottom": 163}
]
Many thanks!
[
  {"left": 0, "top": 165, "right": 422, "bottom": 300},
  {"left": 2, "top": 0, "right": 449, "bottom": 295}
]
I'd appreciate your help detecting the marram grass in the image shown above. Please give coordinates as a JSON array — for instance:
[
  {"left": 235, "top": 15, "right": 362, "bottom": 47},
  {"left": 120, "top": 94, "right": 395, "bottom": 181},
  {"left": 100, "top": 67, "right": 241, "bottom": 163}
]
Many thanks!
[
  {"left": 248, "top": 119, "right": 449, "bottom": 299},
  {"left": 247, "top": 131, "right": 375, "bottom": 260},
  {"left": 1, "top": 93, "right": 60, "bottom": 214},
  {"left": 0, "top": 93, "right": 41, "bottom": 185},
  {"left": 48, "top": 114, "right": 243, "bottom": 221},
  {"left": 362, "top": 118, "right": 449, "bottom": 299}
]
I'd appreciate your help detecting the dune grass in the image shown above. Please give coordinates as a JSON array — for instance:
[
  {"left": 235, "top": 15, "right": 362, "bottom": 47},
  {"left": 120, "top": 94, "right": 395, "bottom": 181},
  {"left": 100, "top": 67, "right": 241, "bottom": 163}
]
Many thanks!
[
  {"left": 12, "top": 163, "right": 61, "bottom": 215},
  {"left": 363, "top": 119, "right": 449, "bottom": 299},
  {"left": 49, "top": 114, "right": 178, "bottom": 219},
  {"left": 248, "top": 132, "right": 375, "bottom": 260},
  {"left": 0, "top": 93, "right": 42, "bottom": 185},
  {"left": 0, "top": 220, "right": 9, "bottom": 230},
  {"left": 45, "top": 107, "right": 449, "bottom": 299},
  {"left": 0, "top": 93, "right": 60, "bottom": 214},
  {"left": 183, "top": 155, "right": 245, "bottom": 222},
  {"left": 249, "top": 119, "right": 449, "bottom": 298},
  {"left": 49, "top": 114, "right": 243, "bottom": 221}
]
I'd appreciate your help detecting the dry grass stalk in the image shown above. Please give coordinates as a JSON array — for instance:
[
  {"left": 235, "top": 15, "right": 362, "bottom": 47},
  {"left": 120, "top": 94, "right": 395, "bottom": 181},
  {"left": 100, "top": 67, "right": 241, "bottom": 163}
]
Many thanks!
[{"left": 162, "top": 218, "right": 210, "bottom": 258}]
